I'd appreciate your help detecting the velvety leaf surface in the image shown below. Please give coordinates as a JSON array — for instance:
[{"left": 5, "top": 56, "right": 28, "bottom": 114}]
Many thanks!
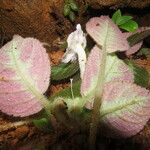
[
  {"left": 126, "top": 60, "right": 150, "bottom": 88},
  {"left": 81, "top": 46, "right": 134, "bottom": 96},
  {"left": 100, "top": 81, "right": 150, "bottom": 137},
  {"left": 119, "top": 20, "right": 138, "bottom": 32},
  {"left": 51, "top": 61, "right": 79, "bottom": 81},
  {"left": 127, "top": 27, "right": 150, "bottom": 47},
  {"left": 124, "top": 27, "right": 149, "bottom": 56},
  {"left": 124, "top": 31, "right": 142, "bottom": 56},
  {"left": 86, "top": 16, "right": 129, "bottom": 53},
  {"left": 50, "top": 81, "right": 81, "bottom": 100},
  {"left": 0, "top": 35, "right": 50, "bottom": 117}
]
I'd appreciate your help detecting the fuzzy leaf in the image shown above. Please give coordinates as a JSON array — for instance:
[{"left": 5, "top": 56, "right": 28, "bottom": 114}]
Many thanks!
[
  {"left": 126, "top": 42, "right": 143, "bottom": 56},
  {"left": 51, "top": 61, "right": 79, "bottom": 81},
  {"left": 119, "top": 20, "right": 138, "bottom": 32},
  {"left": 124, "top": 32, "right": 143, "bottom": 56},
  {"left": 0, "top": 35, "right": 50, "bottom": 117},
  {"left": 51, "top": 81, "right": 81, "bottom": 100},
  {"left": 126, "top": 60, "right": 149, "bottom": 88},
  {"left": 100, "top": 81, "right": 150, "bottom": 137},
  {"left": 124, "top": 27, "right": 150, "bottom": 56},
  {"left": 112, "top": 9, "right": 122, "bottom": 24},
  {"left": 86, "top": 16, "right": 129, "bottom": 53},
  {"left": 81, "top": 46, "right": 134, "bottom": 96},
  {"left": 127, "top": 27, "right": 150, "bottom": 47},
  {"left": 117, "top": 16, "right": 133, "bottom": 26},
  {"left": 112, "top": 10, "right": 133, "bottom": 26}
]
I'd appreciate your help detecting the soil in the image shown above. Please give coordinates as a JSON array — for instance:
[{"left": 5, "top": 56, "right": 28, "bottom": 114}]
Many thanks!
[{"left": 1, "top": 0, "right": 150, "bottom": 47}]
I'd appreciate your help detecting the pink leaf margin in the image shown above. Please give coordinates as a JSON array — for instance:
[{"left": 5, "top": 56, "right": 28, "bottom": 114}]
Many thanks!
[
  {"left": 86, "top": 16, "right": 129, "bottom": 53},
  {"left": 81, "top": 45, "right": 134, "bottom": 96},
  {"left": 125, "top": 27, "right": 150, "bottom": 56},
  {"left": 0, "top": 35, "right": 51, "bottom": 117},
  {"left": 100, "top": 81, "right": 150, "bottom": 138}
]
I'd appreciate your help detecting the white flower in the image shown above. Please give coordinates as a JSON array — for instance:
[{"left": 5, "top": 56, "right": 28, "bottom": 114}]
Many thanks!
[{"left": 62, "top": 24, "right": 87, "bottom": 79}]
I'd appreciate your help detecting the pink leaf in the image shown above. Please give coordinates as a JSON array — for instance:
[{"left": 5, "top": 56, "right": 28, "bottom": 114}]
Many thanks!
[
  {"left": 81, "top": 46, "right": 134, "bottom": 96},
  {"left": 100, "top": 81, "right": 150, "bottom": 137},
  {"left": 0, "top": 35, "right": 51, "bottom": 117},
  {"left": 86, "top": 16, "right": 129, "bottom": 53}
]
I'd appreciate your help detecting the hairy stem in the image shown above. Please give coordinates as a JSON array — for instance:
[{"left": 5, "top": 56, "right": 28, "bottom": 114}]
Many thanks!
[{"left": 89, "top": 44, "right": 107, "bottom": 150}]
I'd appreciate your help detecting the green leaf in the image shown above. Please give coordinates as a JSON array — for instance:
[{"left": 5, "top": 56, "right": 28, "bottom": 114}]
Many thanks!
[
  {"left": 126, "top": 60, "right": 149, "bottom": 87},
  {"left": 112, "top": 9, "right": 122, "bottom": 24},
  {"left": 117, "top": 16, "right": 133, "bottom": 25},
  {"left": 119, "top": 20, "right": 138, "bottom": 32},
  {"left": 51, "top": 81, "right": 81, "bottom": 100},
  {"left": 70, "top": 2, "right": 79, "bottom": 11},
  {"left": 138, "top": 48, "right": 150, "bottom": 58},
  {"left": 33, "top": 118, "right": 52, "bottom": 132},
  {"left": 51, "top": 61, "right": 79, "bottom": 81},
  {"left": 64, "top": 4, "right": 71, "bottom": 16},
  {"left": 69, "top": 11, "right": 76, "bottom": 22},
  {"left": 128, "top": 29, "right": 150, "bottom": 46}
]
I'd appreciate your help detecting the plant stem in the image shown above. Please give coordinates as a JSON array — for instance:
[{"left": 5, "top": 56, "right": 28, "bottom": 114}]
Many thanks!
[{"left": 89, "top": 44, "right": 107, "bottom": 150}]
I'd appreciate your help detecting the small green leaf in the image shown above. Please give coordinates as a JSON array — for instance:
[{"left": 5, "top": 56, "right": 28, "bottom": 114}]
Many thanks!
[
  {"left": 127, "top": 29, "right": 150, "bottom": 46},
  {"left": 137, "top": 48, "right": 150, "bottom": 58},
  {"left": 126, "top": 60, "right": 149, "bottom": 87},
  {"left": 112, "top": 9, "right": 122, "bottom": 24},
  {"left": 119, "top": 20, "right": 138, "bottom": 32},
  {"left": 117, "top": 16, "right": 133, "bottom": 25},
  {"left": 69, "top": 11, "right": 76, "bottom": 22},
  {"left": 51, "top": 61, "right": 79, "bottom": 81},
  {"left": 33, "top": 118, "right": 52, "bottom": 132},
  {"left": 64, "top": 4, "right": 71, "bottom": 16},
  {"left": 70, "top": 2, "right": 79, "bottom": 11}
]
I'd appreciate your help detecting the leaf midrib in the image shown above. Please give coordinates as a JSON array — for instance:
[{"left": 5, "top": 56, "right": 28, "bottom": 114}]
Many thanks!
[
  {"left": 100, "top": 97, "right": 145, "bottom": 118},
  {"left": 11, "top": 43, "right": 49, "bottom": 108}
]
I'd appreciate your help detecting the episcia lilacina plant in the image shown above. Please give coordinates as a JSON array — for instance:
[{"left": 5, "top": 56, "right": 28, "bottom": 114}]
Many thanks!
[{"left": 0, "top": 10, "right": 150, "bottom": 149}]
